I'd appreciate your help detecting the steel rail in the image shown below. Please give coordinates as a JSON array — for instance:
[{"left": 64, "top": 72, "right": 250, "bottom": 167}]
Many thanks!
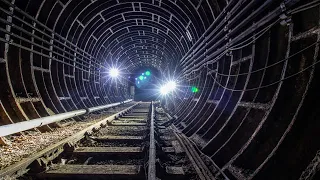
[
  {"left": 174, "top": 130, "right": 217, "bottom": 180},
  {"left": 164, "top": 111, "right": 228, "bottom": 179},
  {"left": 0, "top": 99, "right": 133, "bottom": 137},
  {"left": 148, "top": 101, "right": 156, "bottom": 180},
  {"left": 0, "top": 102, "right": 139, "bottom": 178}
]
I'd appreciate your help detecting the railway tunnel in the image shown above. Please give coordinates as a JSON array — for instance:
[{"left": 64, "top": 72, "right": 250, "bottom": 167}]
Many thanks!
[{"left": 0, "top": 0, "right": 320, "bottom": 179}]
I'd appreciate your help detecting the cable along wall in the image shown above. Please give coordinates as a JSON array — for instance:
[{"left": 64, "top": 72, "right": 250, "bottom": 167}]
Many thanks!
[
  {"left": 2, "top": 0, "right": 320, "bottom": 179},
  {"left": 171, "top": 1, "right": 320, "bottom": 179}
]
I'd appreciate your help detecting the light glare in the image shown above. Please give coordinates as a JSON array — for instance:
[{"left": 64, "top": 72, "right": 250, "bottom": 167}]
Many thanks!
[
  {"left": 167, "top": 81, "right": 177, "bottom": 91},
  {"left": 109, "top": 68, "right": 119, "bottom": 77},
  {"left": 159, "top": 81, "right": 177, "bottom": 96},
  {"left": 160, "top": 85, "right": 169, "bottom": 95}
]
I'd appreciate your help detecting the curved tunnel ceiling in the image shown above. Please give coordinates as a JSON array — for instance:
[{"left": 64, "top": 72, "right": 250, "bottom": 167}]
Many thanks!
[
  {"left": 52, "top": 0, "right": 214, "bottom": 72},
  {"left": 1, "top": 0, "right": 320, "bottom": 179}
]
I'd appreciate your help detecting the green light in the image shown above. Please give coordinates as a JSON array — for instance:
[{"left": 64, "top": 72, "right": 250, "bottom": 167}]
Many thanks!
[
  {"left": 145, "top": 71, "right": 151, "bottom": 76},
  {"left": 191, "top": 86, "right": 199, "bottom": 93},
  {"left": 139, "top": 76, "right": 144, "bottom": 80}
]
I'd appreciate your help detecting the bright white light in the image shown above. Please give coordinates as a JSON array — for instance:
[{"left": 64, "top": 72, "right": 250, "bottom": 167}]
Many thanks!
[
  {"left": 167, "top": 81, "right": 177, "bottom": 91},
  {"left": 109, "top": 68, "right": 119, "bottom": 78},
  {"left": 159, "top": 81, "right": 177, "bottom": 96},
  {"left": 160, "top": 85, "right": 169, "bottom": 95}
]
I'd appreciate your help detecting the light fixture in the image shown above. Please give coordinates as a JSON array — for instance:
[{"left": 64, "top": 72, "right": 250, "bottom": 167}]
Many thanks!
[
  {"left": 109, "top": 68, "right": 119, "bottom": 78},
  {"left": 159, "top": 81, "right": 177, "bottom": 96},
  {"left": 145, "top": 71, "right": 151, "bottom": 76},
  {"left": 160, "top": 85, "right": 169, "bottom": 95},
  {"left": 167, "top": 81, "right": 177, "bottom": 91}
]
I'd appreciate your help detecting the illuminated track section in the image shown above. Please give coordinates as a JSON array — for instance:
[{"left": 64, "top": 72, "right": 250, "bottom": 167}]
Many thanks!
[{"left": 1, "top": 0, "right": 320, "bottom": 180}]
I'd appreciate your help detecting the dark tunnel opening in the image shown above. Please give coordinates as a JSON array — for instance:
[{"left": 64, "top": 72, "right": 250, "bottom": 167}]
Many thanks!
[
  {"left": 1, "top": 0, "right": 320, "bottom": 179},
  {"left": 129, "top": 66, "right": 161, "bottom": 101}
]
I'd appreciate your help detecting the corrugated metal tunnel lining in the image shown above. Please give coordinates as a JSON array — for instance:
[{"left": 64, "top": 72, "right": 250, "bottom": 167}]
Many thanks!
[{"left": 1, "top": 0, "right": 320, "bottom": 179}]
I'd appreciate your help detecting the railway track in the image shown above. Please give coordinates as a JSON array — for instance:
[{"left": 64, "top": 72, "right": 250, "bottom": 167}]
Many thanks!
[{"left": 0, "top": 101, "right": 216, "bottom": 180}]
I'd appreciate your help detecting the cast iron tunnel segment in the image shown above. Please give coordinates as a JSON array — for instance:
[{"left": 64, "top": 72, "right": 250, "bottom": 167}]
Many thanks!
[{"left": 0, "top": 1, "right": 319, "bottom": 179}]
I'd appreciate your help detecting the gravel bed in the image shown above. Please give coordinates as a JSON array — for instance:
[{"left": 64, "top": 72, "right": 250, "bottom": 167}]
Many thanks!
[
  {"left": 79, "top": 138, "right": 145, "bottom": 147},
  {"left": 155, "top": 108, "right": 200, "bottom": 180},
  {"left": 0, "top": 111, "right": 120, "bottom": 170},
  {"left": 92, "top": 158, "right": 144, "bottom": 165},
  {"left": 113, "top": 119, "right": 146, "bottom": 123},
  {"left": 98, "top": 126, "right": 148, "bottom": 136}
]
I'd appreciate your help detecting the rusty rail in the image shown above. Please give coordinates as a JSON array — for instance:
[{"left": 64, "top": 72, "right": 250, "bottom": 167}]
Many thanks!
[{"left": 148, "top": 101, "right": 156, "bottom": 180}]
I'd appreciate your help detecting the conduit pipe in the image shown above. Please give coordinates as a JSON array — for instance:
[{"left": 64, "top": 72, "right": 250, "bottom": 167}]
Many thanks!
[{"left": 0, "top": 99, "right": 133, "bottom": 137}]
